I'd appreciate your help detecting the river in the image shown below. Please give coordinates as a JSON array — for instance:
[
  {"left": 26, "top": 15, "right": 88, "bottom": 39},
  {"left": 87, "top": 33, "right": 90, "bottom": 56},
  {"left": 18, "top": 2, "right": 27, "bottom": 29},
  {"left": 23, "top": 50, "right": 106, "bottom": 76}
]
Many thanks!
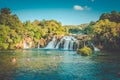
[{"left": 0, "top": 49, "right": 120, "bottom": 80}]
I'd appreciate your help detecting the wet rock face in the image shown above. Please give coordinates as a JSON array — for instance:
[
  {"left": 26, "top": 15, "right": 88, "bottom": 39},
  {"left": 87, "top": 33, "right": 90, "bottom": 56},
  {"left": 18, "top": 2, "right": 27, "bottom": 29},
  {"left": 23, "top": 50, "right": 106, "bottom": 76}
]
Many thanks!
[
  {"left": 25, "top": 37, "right": 32, "bottom": 43},
  {"left": 23, "top": 37, "right": 33, "bottom": 48},
  {"left": 11, "top": 36, "right": 33, "bottom": 49},
  {"left": 14, "top": 34, "right": 92, "bottom": 49},
  {"left": 39, "top": 38, "right": 46, "bottom": 48},
  {"left": 75, "top": 35, "right": 88, "bottom": 40}
]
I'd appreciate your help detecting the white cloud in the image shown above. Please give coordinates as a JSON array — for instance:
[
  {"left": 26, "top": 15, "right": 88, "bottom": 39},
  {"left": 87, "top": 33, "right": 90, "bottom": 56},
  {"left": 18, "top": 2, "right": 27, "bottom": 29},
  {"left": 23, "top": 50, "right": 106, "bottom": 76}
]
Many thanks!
[
  {"left": 73, "top": 5, "right": 91, "bottom": 11},
  {"left": 74, "top": 5, "right": 84, "bottom": 11}
]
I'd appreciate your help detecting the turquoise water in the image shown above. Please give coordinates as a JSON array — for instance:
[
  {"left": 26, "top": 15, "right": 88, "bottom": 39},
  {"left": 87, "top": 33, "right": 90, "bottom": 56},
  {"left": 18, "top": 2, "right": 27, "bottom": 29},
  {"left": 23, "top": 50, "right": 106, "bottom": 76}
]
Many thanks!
[{"left": 0, "top": 49, "right": 120, "bottom": 80}]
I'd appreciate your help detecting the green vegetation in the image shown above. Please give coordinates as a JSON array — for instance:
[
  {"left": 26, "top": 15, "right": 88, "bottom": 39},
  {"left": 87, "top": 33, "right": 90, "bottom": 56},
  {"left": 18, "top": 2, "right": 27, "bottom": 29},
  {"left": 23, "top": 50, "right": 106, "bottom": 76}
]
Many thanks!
[
  {"left": 92, "top": 19, "right": 120, "bottom": 50},
  {"left": 77, "top": 46, "right": 92, "bottom": 56},
  {"left": 0, "top": 7, "right": 120, "bottom": 51},
  {"left": 0, "top": 8, "right": 67, "bottom": 49},
  {"left": 63, "top": 24, "right": 88, "bottom": 34},
  {"left": 0, "top": 8, "right": 86, "bottom": 50},
  {"left": 84, "top": 11, "right": 120, "bottom": 50},
  {"left": 99, "top": 11, "right": 120, "bottom": 23}
]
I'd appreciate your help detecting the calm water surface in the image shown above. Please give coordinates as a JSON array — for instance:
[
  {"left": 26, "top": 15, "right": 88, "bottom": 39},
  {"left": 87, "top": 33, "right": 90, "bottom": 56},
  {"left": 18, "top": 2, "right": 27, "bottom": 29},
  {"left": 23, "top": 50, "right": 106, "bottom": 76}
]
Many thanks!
[{"left": 0, "top": 49, "right": 120, "bottom": 80}]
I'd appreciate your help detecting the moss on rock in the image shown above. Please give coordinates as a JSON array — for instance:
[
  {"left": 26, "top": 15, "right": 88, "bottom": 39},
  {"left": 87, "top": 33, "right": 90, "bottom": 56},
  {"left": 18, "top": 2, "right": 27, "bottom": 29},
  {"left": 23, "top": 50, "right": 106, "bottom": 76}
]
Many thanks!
[{"left": 77, "top": 46, "right": 92, "bottom": 56}]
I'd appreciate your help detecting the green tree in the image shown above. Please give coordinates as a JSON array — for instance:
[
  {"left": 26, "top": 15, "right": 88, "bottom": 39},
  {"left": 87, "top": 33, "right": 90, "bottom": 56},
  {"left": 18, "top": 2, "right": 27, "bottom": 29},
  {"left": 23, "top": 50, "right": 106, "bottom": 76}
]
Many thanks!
[
  {"left": 100, "top": 11, "right": 120, "bottom": 23},
  {"left": 0, "top": 8, "right": 23, "bottom": 28},
  {"left": 92, "top": 19, "right": 120, "bottom": 50}
]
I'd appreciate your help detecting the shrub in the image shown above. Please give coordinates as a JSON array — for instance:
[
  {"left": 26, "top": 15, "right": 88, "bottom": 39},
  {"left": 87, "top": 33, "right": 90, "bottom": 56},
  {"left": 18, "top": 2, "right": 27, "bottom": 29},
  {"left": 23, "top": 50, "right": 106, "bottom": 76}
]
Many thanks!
[
  {"left": 77, "top": 46, "right": 92, "bottom": 56},
  {"left": 0, "top": 43, "right": 9, "bottom": 50}
]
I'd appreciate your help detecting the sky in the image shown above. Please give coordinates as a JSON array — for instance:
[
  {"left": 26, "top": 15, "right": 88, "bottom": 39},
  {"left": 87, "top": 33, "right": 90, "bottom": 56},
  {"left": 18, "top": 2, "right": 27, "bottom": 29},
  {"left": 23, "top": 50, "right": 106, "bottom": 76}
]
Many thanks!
[{"left": 0, "top": 0, "right": 120, "bottom": 25}]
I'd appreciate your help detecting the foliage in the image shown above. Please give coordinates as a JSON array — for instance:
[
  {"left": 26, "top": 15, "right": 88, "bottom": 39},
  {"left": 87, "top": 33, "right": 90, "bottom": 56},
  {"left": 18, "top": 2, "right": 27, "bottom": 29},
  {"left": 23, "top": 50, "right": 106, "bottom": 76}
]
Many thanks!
[
  {"left": 100, "top": 11, "right": 120, "bottom": 23},
  {"left": 0, "top": 25, "right": 22, "bottom": 49},
  {"left": 39, "top": 20, "right": 65, "bottom": 34},
  {"left": 84, "top": 21, "right": 95, "bottom": 34},
  {"left": 84, "top": 11, "right": 120, "bottom": 50},
  {"left": 77, "top": 46, "right": 92, "bottom": 56},
  {"left": 0, "top": 8, "right": 23, "bottom": 28},
  {"left": 0, "top": 8, "right": 67, "bottom": 49},
  {"left": 1, "top": 7, "right": 120, "bottom": 51},
  {"left": 92, "top": 19, "right": 120, "bottom": 50},
  {"left": 63, "top": 24, "right": 88, "bottom": 34}
]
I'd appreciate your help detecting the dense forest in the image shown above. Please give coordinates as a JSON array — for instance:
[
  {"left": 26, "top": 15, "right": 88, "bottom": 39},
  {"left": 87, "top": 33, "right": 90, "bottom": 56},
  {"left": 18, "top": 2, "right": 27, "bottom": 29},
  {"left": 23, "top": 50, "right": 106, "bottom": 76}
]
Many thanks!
[
  {"left": 0, "top": 8, "right": 120, "bottom": 50},
  {"left": 84, "top": 11, "right": 120, "bottom": 50}
]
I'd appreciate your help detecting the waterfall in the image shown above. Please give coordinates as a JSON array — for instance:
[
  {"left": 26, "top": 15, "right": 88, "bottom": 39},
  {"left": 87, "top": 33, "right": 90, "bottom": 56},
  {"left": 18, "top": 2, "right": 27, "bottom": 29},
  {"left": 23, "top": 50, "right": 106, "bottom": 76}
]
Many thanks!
[
  {"left": 91, "top": 43, "right": 100, "bottom": 51},
  {"left": 63, "top": 39, "right": 70, "bottom": 50},
  {"left": 44, "top": 36, "right": 82, "bottom": 50},
  {"left": 55, "top": 36, "right": 78, "bottom": 50},
  {"left": 69, "top": 40, "right": 74, "bottom": 50},
  {"left": 45, "top": 36, "right": 56, "bottom": 49},
  {"left": 38, "top": 41, "right": 40, "bottom": 48},
  {"left": 94, "top": 47, "right": 100, "bottom": 51},
  {"left": 29, "top": 42, "right": 32, "bottom": 48},
  {"left": 23, "top": 41, "right": 29, "bottom": 49},
  {"left": 23, "top": 41, "right": 32, "bottom": 49},
  {"left": 55, "top": 41, "right": 60, "bottom": 49}
]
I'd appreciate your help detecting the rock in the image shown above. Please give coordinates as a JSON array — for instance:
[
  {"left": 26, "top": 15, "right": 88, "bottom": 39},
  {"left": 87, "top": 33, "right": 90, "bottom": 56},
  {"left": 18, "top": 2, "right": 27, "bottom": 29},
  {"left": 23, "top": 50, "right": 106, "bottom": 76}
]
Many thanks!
[{"left": 39, "top": 38, "right": 46, "bottom": 47}]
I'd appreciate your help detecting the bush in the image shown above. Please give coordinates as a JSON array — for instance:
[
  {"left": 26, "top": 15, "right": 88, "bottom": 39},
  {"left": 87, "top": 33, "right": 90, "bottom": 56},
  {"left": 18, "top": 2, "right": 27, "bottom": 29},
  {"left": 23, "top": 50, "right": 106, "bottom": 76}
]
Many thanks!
[
  {"left": 0, "top": 43, "right": 9, "bottom": 50},
  {"left": 77, "top": 46, "right": 92, "bottom": 56}
]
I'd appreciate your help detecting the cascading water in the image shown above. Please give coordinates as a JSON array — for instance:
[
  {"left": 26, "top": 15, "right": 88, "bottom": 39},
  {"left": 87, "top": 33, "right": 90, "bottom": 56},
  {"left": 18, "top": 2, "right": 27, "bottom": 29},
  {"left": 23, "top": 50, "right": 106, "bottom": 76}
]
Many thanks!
[
  {"left": 38, "top": 41, "right": 40, "bottom": 48},
  {"left": 91, "top": 43, "right": 100, "bottom": 51},
  {"left": 55, "top": 36, "right": 79, "bottom": 50},
  {"left": 23, "top": 41, "right": 32, "bottom": 49},
  {"left": 45, "top": 36, "right": 79, "bottom": 50},
  {"left": 23, "top": 35, "right": 100, "bottom": 51},
  {"left": 69, "top": 40, "right": 74, "bottom": 50},
  {"left": 45, "top": 36, "right": 56, "bottom": 49},
  {"left": 94, "top": 47, "right": 100, "bottom": 51},
  {"left": 55, "top": 42, "right": 60, "bottom": 49},
  {"left": 30, "top": 42, "right": 32, "bottom": 48},
  {"left": 63, "top": 39, "right": 70, "bottom": 50},
  {"left": 24, "top": 41, "right": 29, "bottom": 49}
]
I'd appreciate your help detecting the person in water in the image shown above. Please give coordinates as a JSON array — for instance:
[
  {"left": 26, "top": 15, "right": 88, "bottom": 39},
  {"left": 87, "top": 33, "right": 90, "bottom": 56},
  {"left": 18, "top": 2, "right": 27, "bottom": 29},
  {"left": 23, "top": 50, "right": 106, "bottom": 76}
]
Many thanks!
[
  {"left": 27, "top": 58, "right": 31, "bottom": 62},
  {"left": 12, "top": 57, "right": 16, "bottom": 63}
]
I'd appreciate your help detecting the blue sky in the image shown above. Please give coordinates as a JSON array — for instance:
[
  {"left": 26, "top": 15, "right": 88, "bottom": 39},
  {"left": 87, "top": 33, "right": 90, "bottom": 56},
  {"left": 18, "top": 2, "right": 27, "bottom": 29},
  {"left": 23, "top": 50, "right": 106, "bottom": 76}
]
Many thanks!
[{"left": 0, "top": 0, "right": 120, "bottom": 25}]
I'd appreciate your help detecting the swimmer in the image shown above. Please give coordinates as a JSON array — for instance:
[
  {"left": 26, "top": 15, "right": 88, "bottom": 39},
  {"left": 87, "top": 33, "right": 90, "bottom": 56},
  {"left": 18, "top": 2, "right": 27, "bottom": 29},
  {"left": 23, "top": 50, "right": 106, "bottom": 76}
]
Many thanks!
[
  {"left": 27, "top": 58, "right": 31, "bottom": 62},
  {"left": 47, "top": 51, "right": 51, "bottom": 54},
  {"left": 12, "top": 57, "right": 16, "bottom": 63}
]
